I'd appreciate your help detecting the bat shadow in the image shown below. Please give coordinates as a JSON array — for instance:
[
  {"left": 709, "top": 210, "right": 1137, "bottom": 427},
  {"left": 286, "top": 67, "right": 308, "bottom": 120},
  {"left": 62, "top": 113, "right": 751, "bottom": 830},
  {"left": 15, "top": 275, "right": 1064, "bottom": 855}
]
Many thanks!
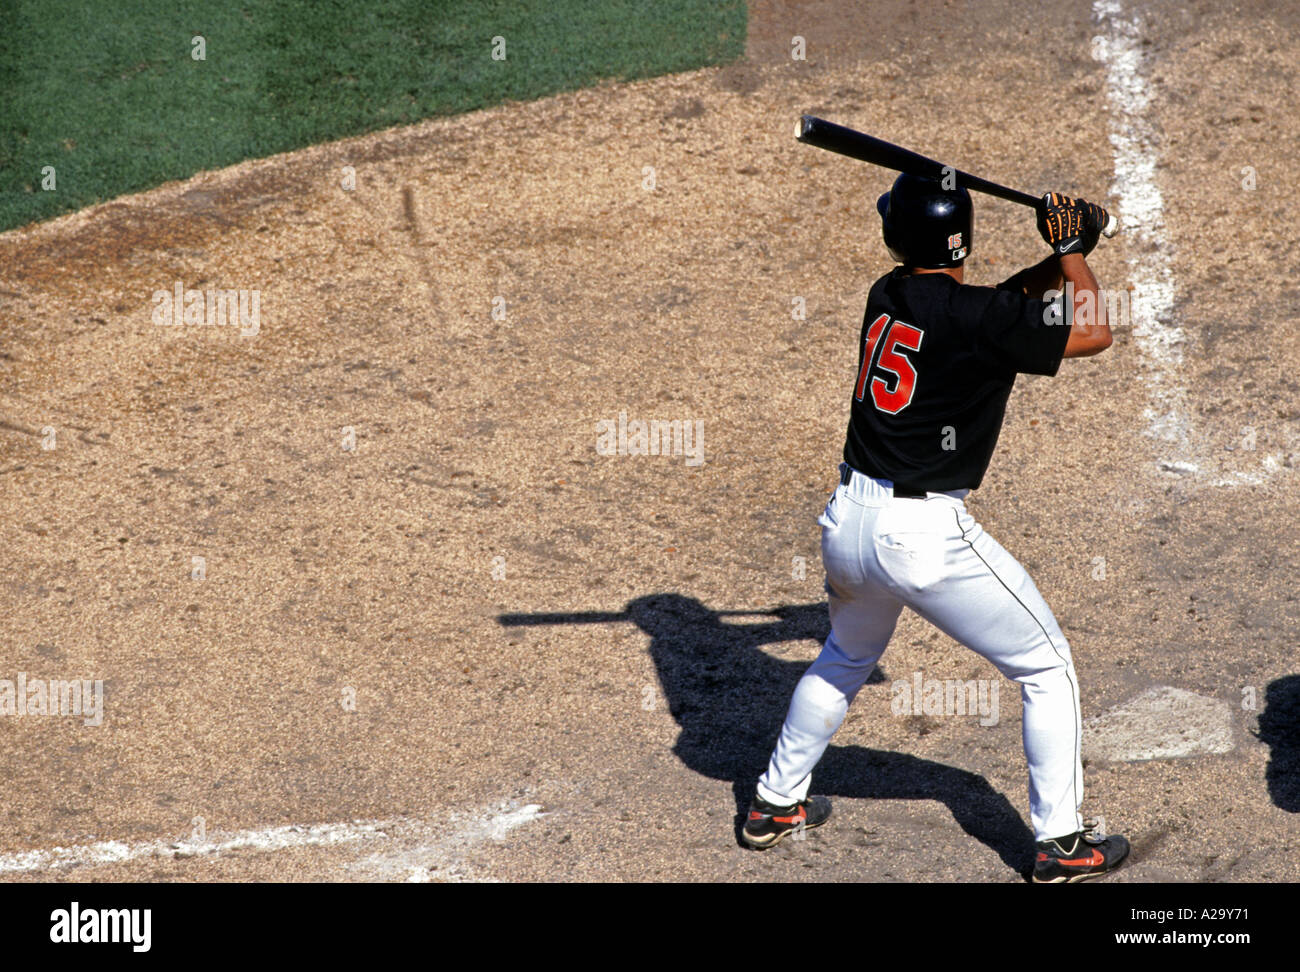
[
  {"left": 499, "top": 592, "right": 1035, "bottom": 874},
  {"left": 1255, "top": 675, "right": 1300, "bottom": 812}
]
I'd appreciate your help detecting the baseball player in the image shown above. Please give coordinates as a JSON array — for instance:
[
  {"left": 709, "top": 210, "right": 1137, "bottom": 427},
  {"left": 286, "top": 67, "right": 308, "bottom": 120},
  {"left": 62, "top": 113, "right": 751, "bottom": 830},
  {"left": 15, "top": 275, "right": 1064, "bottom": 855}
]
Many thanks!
[{"left": 742, "top": 178, "right": 1129, "bottom": 883}]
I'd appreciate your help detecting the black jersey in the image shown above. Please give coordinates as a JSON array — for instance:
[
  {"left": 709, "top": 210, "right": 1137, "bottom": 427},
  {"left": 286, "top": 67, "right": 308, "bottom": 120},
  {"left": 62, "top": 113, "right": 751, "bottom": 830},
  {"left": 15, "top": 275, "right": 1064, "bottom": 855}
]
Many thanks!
[{"left": 842, "top": 267, "right": 1070, "bottom": 491}]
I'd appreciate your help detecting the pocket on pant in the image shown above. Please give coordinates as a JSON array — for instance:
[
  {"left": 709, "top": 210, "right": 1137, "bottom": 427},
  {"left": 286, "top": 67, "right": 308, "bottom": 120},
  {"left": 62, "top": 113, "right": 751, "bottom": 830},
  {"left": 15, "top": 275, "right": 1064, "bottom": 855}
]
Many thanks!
[{"left": 873, "top": 507, "right": 946, "bottom": 591}]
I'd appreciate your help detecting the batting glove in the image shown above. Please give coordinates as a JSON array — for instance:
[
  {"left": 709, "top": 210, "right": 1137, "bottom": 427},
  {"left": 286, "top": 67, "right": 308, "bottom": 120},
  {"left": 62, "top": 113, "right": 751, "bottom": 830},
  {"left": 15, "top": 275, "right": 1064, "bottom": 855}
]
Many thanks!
[{"left": 1037, "top": 192, "right": 1094, "bottom": 256}]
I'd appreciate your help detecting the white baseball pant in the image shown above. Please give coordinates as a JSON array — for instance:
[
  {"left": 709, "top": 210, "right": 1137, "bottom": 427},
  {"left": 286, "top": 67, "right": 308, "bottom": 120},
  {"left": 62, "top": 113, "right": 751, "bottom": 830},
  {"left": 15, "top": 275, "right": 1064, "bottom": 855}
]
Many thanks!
[{"left": 756, "top": 464, "right": 1084, "bottom": 841}]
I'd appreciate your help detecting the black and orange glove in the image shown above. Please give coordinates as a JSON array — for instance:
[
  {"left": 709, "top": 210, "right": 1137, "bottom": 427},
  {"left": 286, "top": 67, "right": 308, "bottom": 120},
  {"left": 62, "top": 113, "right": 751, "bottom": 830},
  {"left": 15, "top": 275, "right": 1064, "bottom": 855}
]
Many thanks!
[
  {"left": 1076, "top": 200, "right": 1109, "bottom": 256},
  {"left": 1036, "top": 192, "right": 1101, "bottom": 256}
]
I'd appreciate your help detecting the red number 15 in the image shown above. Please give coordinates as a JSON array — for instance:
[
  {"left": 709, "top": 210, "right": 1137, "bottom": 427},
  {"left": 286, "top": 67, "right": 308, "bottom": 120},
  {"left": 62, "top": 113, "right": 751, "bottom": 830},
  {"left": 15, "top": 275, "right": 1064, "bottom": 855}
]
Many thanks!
[{"left": 854, "top": 314, "right": 924, "bottom": 414}]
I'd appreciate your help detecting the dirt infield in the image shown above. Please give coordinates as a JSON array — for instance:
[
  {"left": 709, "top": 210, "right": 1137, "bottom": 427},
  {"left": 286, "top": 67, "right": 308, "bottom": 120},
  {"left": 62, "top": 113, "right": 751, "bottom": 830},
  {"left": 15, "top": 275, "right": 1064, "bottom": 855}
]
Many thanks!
[{"left": 1, "top": 0, "right": 1297, "bottom": 882}]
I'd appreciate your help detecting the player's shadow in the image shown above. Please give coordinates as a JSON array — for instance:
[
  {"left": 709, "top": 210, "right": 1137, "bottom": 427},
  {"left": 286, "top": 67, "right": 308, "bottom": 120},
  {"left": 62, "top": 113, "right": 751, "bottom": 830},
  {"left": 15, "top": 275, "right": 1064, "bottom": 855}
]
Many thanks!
[
  {"left": 1255, "top": 675, "right": 1300, "bottom": 812},
  {"left": 499, "top": 592, "right": 1035, "bottom": 873}
]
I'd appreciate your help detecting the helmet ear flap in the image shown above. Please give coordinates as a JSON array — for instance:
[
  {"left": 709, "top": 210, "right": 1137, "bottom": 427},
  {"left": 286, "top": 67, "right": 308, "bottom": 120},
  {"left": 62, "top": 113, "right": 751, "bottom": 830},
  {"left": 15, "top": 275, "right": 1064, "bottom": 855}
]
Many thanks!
[{"left": 878, "top": 189, "right": 906, "bottom": 266}]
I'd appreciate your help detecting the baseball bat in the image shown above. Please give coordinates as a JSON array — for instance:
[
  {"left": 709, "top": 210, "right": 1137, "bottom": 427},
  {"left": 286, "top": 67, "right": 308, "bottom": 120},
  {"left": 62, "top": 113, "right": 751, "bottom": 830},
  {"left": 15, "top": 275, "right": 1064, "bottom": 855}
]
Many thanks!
[{"left": 795, "top": 115, "right": 1120, "bottom": 238}]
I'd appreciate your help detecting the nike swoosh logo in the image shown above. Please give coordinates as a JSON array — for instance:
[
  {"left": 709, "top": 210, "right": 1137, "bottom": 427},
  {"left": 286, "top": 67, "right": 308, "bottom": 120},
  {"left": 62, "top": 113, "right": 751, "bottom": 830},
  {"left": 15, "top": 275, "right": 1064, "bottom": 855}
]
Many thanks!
[
  {"left": 1059, "top": 849, "right": 1105, "bottom": 866},
  {"left": 1058, "top": 239, "right": 1080, "bottom": 253}
]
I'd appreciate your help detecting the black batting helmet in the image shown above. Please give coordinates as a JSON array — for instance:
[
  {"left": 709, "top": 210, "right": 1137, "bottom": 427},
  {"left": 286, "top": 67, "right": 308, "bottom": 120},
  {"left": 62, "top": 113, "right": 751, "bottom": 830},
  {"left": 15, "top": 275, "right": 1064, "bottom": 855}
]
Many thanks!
[{"left": 876, "top": 174, "right": 972, "bottom": 269}]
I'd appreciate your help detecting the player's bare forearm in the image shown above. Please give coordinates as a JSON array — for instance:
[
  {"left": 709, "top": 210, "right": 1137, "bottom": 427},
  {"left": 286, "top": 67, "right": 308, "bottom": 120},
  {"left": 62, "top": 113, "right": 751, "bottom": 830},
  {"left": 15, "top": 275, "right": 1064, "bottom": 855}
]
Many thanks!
[
  {"left": 1003, "top": 255, "right": 1064, "bottom": 299},
  {"left": 1060, "top": 253, "right": 1111, "bottom": 357}
]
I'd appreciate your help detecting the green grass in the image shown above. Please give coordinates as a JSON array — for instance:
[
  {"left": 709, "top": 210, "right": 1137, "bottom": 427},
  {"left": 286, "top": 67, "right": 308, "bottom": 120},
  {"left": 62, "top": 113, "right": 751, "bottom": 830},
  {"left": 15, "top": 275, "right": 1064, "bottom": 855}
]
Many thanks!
[{"left": 0, "top": 0, "right": 745, "bottom": 232}]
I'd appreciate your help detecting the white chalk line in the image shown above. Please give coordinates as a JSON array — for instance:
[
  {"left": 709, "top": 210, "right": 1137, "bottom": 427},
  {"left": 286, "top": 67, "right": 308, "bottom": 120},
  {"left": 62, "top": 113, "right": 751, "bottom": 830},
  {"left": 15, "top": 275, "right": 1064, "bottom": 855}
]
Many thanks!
[
  {"left": 1092, "top": 0, "right": 1286, "bottom": 487},
  {"left": 0, "top": 801, "right": 546, "bottom": 882},
  {"left": 345, "top": 801, "right": 548, "bottom": 884}
]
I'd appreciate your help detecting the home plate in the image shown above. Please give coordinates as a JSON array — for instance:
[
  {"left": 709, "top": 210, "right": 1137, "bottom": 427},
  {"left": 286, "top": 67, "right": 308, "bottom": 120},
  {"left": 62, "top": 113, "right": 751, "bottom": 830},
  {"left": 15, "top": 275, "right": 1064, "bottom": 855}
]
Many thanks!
[{"left": 1083, "top": 686, "right": 1233, "bottom": 761}]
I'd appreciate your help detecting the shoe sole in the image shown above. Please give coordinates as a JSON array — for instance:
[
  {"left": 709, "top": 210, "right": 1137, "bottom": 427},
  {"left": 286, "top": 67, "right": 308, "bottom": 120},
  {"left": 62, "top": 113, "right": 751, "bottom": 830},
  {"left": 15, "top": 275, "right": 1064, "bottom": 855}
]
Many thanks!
[
  {"left": 1032, "top": 869, "right": 1119, "bottom": 884},
  {"left": 741, "top": 817, "right": 828, "bottom": 850}
]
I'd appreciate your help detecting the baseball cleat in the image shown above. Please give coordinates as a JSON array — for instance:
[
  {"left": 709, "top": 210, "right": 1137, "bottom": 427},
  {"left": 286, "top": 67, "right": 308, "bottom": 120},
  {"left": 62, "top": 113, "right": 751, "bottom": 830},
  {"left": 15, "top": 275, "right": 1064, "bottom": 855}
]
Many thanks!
[
  {"left": 1032, "top": 829, "right": 1130, "bottom": 883},
  {"left": 742, "top": 795, "right": 832, "bottom": 849}
]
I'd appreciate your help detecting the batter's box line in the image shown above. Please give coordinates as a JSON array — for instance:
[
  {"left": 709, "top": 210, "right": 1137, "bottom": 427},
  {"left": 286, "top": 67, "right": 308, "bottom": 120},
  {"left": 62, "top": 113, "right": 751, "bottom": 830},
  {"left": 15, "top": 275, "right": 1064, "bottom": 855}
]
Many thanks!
[
  {"left": 1093, "top": 0, "right": 1287, "bottom": 489},
  {"left": 0, "top": 801, "right": 546, "bottom": 879}
]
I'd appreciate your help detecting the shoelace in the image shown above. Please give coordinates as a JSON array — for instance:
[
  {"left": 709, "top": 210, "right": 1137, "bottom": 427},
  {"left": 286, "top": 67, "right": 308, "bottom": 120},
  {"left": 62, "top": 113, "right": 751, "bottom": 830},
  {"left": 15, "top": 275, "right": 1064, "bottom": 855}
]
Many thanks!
[{"left": 1081, "top": 816, "right": 1107, "bottom": 843}]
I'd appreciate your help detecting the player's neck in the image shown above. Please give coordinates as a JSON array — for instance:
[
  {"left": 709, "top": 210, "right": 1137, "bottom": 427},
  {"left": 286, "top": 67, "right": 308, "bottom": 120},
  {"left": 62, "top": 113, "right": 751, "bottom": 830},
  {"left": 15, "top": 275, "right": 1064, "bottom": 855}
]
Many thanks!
[{"left": 901, "top": 265, "right": 964, "bottom": 284}]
